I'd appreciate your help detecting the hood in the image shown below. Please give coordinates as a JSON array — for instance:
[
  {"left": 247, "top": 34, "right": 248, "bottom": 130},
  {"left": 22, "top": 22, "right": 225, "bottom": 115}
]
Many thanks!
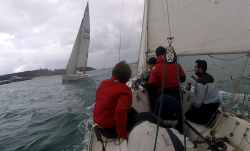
[{"left": 156, "top": 54, "right": 165, "bottom": 64}]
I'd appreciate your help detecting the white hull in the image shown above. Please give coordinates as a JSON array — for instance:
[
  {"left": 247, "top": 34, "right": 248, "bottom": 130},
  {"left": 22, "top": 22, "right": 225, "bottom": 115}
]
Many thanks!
[{"left": 62, "top": 74, "right": 87, "bottom": 81}]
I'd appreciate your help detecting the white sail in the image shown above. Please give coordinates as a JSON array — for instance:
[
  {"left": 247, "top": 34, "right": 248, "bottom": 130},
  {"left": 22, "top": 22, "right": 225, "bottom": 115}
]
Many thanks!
[
  {"left": 78, "top": 3, "right": 90, "bottom": 68},
  {"left": 136, "top": 0, "right": 250, "bottom": 76},
  {"left": 136, "top": 0, "right": 148, "bottom": 76},
  {"left": 65, "top": 23, "right": 82, "bottom": 74},
  {"left": 65, "top": 2, "right": 90, "bottom": 74},
  {"left": 146, "top": 0, "right": 250, "bottom": 56}
]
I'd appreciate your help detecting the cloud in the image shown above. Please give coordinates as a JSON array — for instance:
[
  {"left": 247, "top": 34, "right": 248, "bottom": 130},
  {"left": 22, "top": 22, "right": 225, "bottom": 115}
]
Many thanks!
[
  {"left": 0, "top": 33, "right": 15, "bottom": 46},
  {"left": 0, "top": 0, "right": 144, "bottom": 75}
]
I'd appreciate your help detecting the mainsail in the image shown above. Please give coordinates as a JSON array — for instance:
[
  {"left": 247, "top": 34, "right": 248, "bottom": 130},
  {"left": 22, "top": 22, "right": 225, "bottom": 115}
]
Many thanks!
[
  {"left": 65, "top": 2, "right": 90, "bottom": 74},
  {"left": 137, "top": 0, "right": 250, "bottom": 75}
]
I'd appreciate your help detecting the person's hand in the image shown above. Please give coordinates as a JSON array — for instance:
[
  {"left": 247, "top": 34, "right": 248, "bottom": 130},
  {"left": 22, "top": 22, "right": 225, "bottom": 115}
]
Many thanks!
[
  {"left": 190, "top": 103, "right": 193, "bottom": 108},
  {"left": 191, "top": 76, "right": 198, "bottom": 81}
]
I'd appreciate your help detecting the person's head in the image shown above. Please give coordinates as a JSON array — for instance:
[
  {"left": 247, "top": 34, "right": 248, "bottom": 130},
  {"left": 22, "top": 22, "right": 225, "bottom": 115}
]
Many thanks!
[
  {"left": 154, "top": 95, "right": 181, "bottom": 128},
  {"left": 112, "top": 61, "right": 132, "bottom": 83},
  {"left": 147, "top": 57, "right": 157, "bottom": 70},
  {"left": 155, "top": 46, "right": 166, "bottom": 57},
  {"left": 195, "top": 60, "right": 207, "bottom": 75}
]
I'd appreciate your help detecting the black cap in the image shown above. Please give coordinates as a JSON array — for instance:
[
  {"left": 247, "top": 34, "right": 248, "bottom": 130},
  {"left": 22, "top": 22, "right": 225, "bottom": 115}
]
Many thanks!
[
  {"left": 147, "top": 57, "right": 157, "bottom": 64},
  {"left": 155, "top": 46, "right": 166, "bottom": 57}
]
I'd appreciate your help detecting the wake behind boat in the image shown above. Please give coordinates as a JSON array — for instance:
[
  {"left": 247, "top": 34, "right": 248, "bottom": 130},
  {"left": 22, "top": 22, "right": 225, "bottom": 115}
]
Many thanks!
[{"left": 62, "top": 2, "right": 90, "bottom": 82}]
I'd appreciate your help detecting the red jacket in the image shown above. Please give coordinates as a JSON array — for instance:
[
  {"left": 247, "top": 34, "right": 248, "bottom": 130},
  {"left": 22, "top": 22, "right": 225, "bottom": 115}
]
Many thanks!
[
  {"left": 93, "top": 76, "right": 132, "bottom": 138},
  {"left": 149, "top": 54, "right": 186, "bottom": 93}
]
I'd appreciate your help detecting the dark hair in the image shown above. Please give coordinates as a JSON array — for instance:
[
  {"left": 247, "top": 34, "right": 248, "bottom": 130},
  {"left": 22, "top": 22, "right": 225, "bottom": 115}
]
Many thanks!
[
  {"left": 155, "top": 46, "right": 166, "bottom": 57},
  {"left": 147, "top": 57, "right": 157, "bottom": 64},
  {"left": 195, "top": 60, "right": 207, "bottom": 72},
  {"left": 112, "top": 61, "right": 132, "bottom": 83}
]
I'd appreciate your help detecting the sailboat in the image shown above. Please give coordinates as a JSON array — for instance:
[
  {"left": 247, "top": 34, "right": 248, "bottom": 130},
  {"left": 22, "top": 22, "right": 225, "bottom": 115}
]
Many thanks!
[
  {"left": 62, "top": 2, "right": 90, "bottom": 82},
  {"left": 88, "top": 0, "right": 250, "bottom": 150},
  {"left": 102, "top": 58, "right": 106, "bottom": 70}
]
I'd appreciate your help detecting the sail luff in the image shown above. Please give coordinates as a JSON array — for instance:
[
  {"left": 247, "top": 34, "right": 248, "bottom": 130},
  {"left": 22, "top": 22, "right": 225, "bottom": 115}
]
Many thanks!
[
  {"left": 77, "top": 2, "right": 90, "bottom": 69},
  {"left": 136, "top": 0, "right": 148, "bottom": 76}
]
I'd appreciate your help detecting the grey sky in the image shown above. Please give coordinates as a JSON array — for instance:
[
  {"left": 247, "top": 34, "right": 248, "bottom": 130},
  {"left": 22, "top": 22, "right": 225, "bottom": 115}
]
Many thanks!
[{"left": 0, "top": 0, "right": 144, "bottom": 75}]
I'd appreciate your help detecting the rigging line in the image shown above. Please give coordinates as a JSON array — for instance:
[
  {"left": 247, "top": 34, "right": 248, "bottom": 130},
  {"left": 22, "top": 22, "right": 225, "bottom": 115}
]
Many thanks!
[
  {"left": 245, "top": 137, "right": 250, "bottom": 145},
  {"left": 210, "top": 55, "right": 244, "bottom": 101},
  {"left": 212, "top": 116, "right": 227, "bottom": 137},
  {"left": 165, "top": 0, "right": 171, "bottom": 37},
  {"left": 236, "top": 55, "right": 250, "bottom": 92},
  {"left": 235, "top": 136, "right": 245, "bottom": 151},
  {"left": 238, "top": 73, "right": 250, "bottom": 93},
  {"left": 200, "top": 110, "right": 220, "bottom": 135},
  {"left": 175, "top": 61, "right": 187, "bottom": 151},
  {"left": 153, "top": 47, "right": 167, "bottom": 151},
  {"left": 209, "top": 53, "right": 249, "bottom": 61},
  {"left": 125, "top": 0, "right": 139, "bottom": 61},
  {"left": 118, "top": 0, "right": 124, "bottom": 62},
  {"left": 226, "top": 54, "right": 238, "bottom": 92},
  {"left": 225, "top": 54, "right": 250, "bottom": 110},
  {"left": 160, "top": 0, "right": 171, "bottom": 37}
]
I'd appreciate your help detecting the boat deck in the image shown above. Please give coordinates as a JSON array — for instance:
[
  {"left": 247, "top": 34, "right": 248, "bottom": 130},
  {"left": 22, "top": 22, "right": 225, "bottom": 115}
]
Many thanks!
[{"left": 185, "top": 120, "right": 236, "bottom": 151}]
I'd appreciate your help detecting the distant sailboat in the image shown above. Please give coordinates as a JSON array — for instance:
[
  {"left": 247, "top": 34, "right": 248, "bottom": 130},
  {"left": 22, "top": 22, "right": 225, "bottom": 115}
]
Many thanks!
[
  {"left": 102, "top": 58, "right": 106, "bottom": 70},
  {"left": 62, "top": 2, "right": 90, "bottom": 82}
]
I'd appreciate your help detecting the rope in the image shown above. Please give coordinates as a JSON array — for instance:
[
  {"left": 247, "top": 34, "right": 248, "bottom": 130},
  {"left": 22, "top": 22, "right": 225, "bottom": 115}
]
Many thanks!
[
  {"left": 118, "top": 0, "right": 124, "bottom": 62},
  {"left": 238, "top": 74, "right": 250, "bottom": 93},
  {"left": 153, "top": 0, "right": 187, "bottom": 150},
  {"left": 153, "top": 47, "right": 167, "bottom": 151},
  {"left": 165, "top": 0, "right": 171, "bottom": 37},
  {"left": 175, "top": 60, "right": 187, "bottom": 150},
  {"left": 225, "top": 54, "right": 250, "bottom": 110},
  {"left": 160, "top": 0, "right": 171, "bottom": 37},
  {"left": 125, "top": 0, "right": 139, "bottom": 61},
  {"left": 209, "top": 53, "right": 249, "bottom": 61},
  {"left": 153, "top": 52, "right": 187, "bottom": 150}
]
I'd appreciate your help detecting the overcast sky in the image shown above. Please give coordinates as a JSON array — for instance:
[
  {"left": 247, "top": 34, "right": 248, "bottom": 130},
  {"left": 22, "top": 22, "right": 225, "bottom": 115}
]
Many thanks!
[{"left": 0, "top": 0, "right": 144, "bottom": 75}]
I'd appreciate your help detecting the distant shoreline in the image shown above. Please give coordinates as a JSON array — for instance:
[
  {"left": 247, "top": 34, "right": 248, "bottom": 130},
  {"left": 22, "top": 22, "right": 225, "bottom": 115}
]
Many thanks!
[
  {"left": 0, "top": 67, "right": 96, "bottom": 81},
  {"left": 32, "top": 76, "right": 51, "bottom": 79}
]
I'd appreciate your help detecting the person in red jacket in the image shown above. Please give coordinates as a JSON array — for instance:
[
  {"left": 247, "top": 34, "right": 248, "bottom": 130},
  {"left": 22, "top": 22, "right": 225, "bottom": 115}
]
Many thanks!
[
  {"left": 93, "top": 61, "right": 133, "bottom": 138},
  {"left": 149, "top": 46, "right": 186, "bottom": 103}
]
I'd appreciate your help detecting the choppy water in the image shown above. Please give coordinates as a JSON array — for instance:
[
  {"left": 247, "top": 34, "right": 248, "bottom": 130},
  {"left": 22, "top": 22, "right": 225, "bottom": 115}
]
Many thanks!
[{"left": 0, "top": 55, "right": 249, "bottom": 151}]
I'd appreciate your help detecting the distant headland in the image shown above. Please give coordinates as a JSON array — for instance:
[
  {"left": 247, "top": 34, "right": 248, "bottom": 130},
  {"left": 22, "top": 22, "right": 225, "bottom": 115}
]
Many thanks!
[{"left": 0, "top": 67, "right": 96, "bottom": 81}]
